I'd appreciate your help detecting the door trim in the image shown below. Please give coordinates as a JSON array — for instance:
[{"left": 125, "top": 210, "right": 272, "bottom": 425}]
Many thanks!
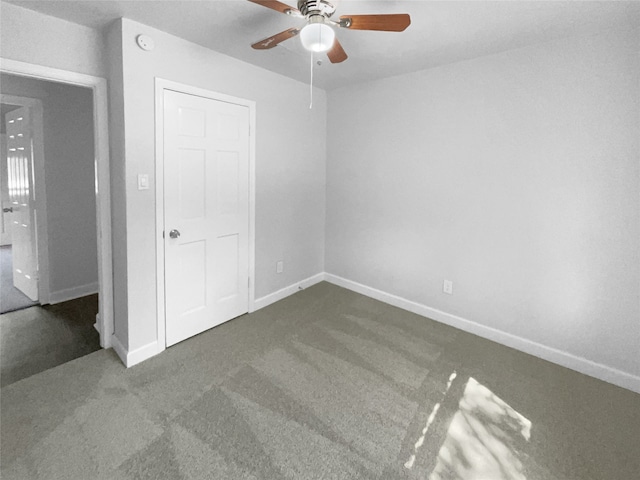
[
  {"left": 155, "top": 78, "right": 256, "bottom": 349},
  {"left": 0, "top": 58, "right": 114, "bottom": 348},
  {"left": 0, "top": 94, "right": 48, "bottom": 304}
]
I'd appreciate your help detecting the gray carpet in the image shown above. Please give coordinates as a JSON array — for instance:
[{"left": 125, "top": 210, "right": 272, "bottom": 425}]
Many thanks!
[
  {"left": 0, "top": 294, "right": 101, "bottom": 387},
  {"left": 1, "top": 282, "right": 639, "bottom": 480},
  {"left": 1, "top": 245, "right": 39, "bottom": 313}
]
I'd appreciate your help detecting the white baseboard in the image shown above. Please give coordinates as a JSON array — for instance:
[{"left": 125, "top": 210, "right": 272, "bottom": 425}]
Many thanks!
[
  {"left": 48, "top": 282, "right": 98, "bottom": 304},
  {"left": 252, "top": 272, "right": 325, "bottom": 311},
  {"left": 110, "top": 334, "right": 163, "bottom": 368},
  {"left": 324, "top": 273, "right": 640, "bottom": 394}
]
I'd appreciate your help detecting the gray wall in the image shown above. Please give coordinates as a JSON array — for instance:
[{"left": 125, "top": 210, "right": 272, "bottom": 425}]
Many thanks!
[
  {"left": 0, "top": 74, "right": 98, "bottom": 299},
  {"left": 0, "top": 2, "right": 106, "bottom": 78},
  {"left": 326, "top": 27, "right": 640, "bottom": 380}
]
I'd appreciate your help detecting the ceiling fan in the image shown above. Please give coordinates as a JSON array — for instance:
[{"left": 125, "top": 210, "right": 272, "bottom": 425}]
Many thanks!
[{"left": 248, "top": 0, "right": 411, "bottom": 63}]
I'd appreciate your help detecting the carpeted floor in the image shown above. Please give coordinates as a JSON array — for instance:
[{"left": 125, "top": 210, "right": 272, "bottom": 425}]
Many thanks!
[
  {"left": 0, "top": 245, "right": 39, "bottom": 313},
  {"left": 0, "top": 294, "right": 101, "bottom": 387},
  {"left": 1, "top": 282, "right": 638, "bottom": 480}
]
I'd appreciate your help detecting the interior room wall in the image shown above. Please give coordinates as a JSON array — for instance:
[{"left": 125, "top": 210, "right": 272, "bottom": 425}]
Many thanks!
[
  {"left": 0, "top": 2, "right": 106, "bottom": 78},
  {"left": 107, "top": 18, "right": 326, "bottom": 354},
  {"left": 326, "top": 27, "right": 640, "bottom": 388},
  {"left": 0, "top": 74, "right": 98, "bottom": 301},
  {"left": 40, "top": 81, "right": 98, "bottom": 298}
]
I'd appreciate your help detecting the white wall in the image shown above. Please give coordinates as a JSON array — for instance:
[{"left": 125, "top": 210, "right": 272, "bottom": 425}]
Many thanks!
[
  {"left": 326, "top": 28, "right": 640, "bottom": 385},
  {"left": 0, "top": 74, "right": 98, "bottom": 300},
  {"left": 0, "top": 2, "right": 106, "bottom": 78},
  {"left": 108, "top": 18, "right": 326, "bottom": 353}
]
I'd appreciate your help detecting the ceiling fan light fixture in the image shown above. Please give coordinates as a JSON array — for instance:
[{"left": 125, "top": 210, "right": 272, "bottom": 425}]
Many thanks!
[
  {"left": 249, "top": 0, "right": 411, "bottom": 64},
  {"left": 300, "top": 22, "right": 335, "bottom": 52}
]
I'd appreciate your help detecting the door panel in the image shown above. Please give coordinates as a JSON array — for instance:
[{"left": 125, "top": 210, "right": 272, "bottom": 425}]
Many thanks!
[
  {"left": 164, "top": 89, "right": 249, "bottom": 347},
  {"left": 216, "top": 233, "right": 239, "bottom": 300},
  {"left": 6, "top": 107, "right": 38, "bottom": 301},
  {"left": 178, "top": 240, "right": 207, "bottom": 312}
]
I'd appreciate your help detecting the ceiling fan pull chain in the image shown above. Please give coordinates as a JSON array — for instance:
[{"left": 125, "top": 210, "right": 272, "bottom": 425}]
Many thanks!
[{"left": 309, "top": 50, "right": 314, "bottom": 109}]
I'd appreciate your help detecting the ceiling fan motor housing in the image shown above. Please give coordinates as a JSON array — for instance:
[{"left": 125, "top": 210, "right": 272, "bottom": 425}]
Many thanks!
[{"left": 298, "top": 0, "right": 336, "bottom": 18}]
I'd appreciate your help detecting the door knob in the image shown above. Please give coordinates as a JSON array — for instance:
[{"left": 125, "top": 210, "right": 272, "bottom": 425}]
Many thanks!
[
  {"left": 2, "top": 207, "right": 13, "bottom": 213},
  {"left": 169, "top": 229, "right": 180, "bottom": 239}
]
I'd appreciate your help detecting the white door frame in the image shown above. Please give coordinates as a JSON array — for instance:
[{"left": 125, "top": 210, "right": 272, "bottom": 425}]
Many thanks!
[
  {"left": 0, "top": 94, "right": 48, "bottom": 303},
  {"left": 0, "top": 58, "right": 114, "bottom": 348},
  {"left": 155, "top": 78, "right": 256, "bottom": 349}
]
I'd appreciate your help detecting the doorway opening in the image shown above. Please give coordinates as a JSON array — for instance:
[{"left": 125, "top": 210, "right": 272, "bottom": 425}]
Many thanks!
[{"left": 0, "top": 59, "right": 112, "bottom": 384}]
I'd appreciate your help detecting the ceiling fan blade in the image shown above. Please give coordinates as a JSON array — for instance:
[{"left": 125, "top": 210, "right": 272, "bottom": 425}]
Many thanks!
[
  {"left": 247, "top": 0, "right": 301, "bottom": 16},
  {"left": 339, "top": 14, "right": 411, "bottom": 32},
  {"left": 251, "top": 27, "right": 301, "bottom": 49},
  {"left": 327, "top": 38, "right": 348, "bottom": 64}
]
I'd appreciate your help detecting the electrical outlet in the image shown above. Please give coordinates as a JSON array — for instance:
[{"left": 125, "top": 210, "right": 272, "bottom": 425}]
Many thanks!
[
  {"left": 276, "top": 261, "right": 284, "bottom": 274},
  {"left": 443, "top": 280, "right": 453, "bottom": 295}
]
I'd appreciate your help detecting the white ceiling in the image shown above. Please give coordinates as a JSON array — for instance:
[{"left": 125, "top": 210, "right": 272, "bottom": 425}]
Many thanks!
[{"left": 5, "top": 0, "right": 640, "bottom": 90}]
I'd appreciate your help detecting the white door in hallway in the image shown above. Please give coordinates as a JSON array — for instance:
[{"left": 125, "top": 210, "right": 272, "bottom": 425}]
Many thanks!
[
  {"left": 163, "top": 89, "right": 250, "bottom": 347},
  {"left": 1, "top": 134, "right": 12, "bottom": 246},
  {"left": 6, "top": 107, "right": 38, "bottom": 301}
]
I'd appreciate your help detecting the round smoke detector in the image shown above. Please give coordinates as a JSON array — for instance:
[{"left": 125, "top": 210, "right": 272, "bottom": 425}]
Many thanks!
[{"left": 136, "top": 34, "right": 155, "bottom": 52}]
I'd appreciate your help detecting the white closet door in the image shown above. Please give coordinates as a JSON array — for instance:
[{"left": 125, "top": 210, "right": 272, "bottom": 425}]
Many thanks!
[{"left": 163, "top": 89, "right": 250, "bottom": 347}]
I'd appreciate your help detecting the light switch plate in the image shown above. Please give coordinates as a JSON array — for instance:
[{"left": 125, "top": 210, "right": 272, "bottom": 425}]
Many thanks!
[{"left": 137, "top": 174, "right": 150, "bottom": 190}]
